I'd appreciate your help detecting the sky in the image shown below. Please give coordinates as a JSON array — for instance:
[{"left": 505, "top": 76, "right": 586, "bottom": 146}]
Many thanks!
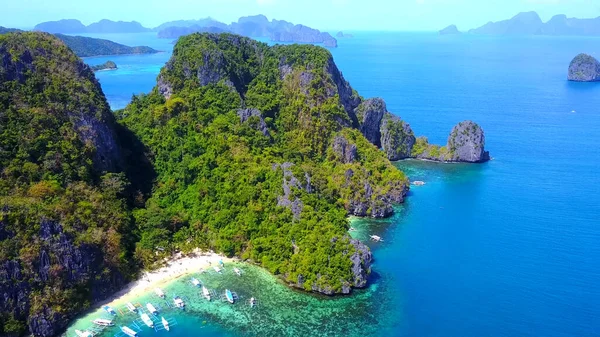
[{"left": 2, "top": 0, "right": 600, "bottom": 31}]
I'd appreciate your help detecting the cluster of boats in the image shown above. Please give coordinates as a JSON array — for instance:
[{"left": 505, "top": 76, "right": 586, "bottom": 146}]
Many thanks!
[{"left": 79, "top": 265, "right": 253, "bottom": 337}]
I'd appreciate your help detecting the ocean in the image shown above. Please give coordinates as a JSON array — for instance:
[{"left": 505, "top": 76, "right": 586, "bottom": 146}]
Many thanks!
[{"left": 74, "top": 32, "right": 600, "bottom": 337}]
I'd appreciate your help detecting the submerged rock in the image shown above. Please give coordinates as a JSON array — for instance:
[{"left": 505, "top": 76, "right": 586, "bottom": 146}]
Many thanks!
[{"left": 568, "top": 53, "right": 600, "bottom": 82}]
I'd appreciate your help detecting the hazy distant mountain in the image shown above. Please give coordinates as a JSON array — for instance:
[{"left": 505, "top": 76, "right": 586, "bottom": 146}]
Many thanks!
[
  {"left": 34, "top": 19, "right": 87, "bottom": 33},
  {"left": 153, "top": 18, "right": 229, "bottom": 31},
  {"left": 469, "top": 12, "right": 600, "bottom": 36},
  {"left": 86, "top": 19, "right": 150, "bottom": 33},
  {"left": 156, "top": 14, "right": 337, "bottom": 47},
  {"left": 34, "top": 19, "right": 151, "bottom": 34},
  {"left": 439, "top": 25, "right": 461, "bottom": 35},
  {"left": 0, "top": 26, "right": 22, "bottom": 34}
]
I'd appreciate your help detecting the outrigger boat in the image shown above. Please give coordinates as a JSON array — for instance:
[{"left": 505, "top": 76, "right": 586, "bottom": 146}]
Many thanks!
[
  {"left": 102, "top": 305, "right": 116, "bottom": 315},
  {"left": 250, "top": 297, "right": 256, "bottom": 308},
  {"left": 126, "top": 302, "right": 137, "bottom": 313},
  {"left": 233, "top": 267, "right": 242, "bottom": 276},
  {"left": 173, "top": 296, "right": 185, "bottom": 308},
  {"left": 190, "top": 277, "right": 200, "bottom": 287},
  {"left": 93, "top": 318, "right": 114, "bottom": 326},
  {"left": 121, "top": 326, "right": 138, "bottom": 337},
  {"left": 75, "top": 330, "right": 92, "bottom": 337},
  {"left": 154, "top": 287, "right": 165, "bottom": 298},
  {"left": 225, "top": 289, "right": 234, "bottom": 304},
  {"left": 213, "top": 265, "right": 222, "bottom": 273},
  {"left": 146, "top": 302, "right": 158, "bottom": 315},
  {"left": 141, "top": 313, "right": 154, "bottom": 328},
  {"left": 202, "top": 285, "right": 211, "bottom": 301},
  {"left": 161, "top": 317, "right": 170, "bottom": 331}
]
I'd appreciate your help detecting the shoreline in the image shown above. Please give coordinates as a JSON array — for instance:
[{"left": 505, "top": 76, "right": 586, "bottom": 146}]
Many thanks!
[{"left": 93, "top": 249, "right": 232, "bottom": 309}]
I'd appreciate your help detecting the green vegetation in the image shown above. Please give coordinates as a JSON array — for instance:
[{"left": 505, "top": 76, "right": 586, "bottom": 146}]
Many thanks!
[
  {"left": 0, "top": 32, "right": 409, "bottom": 335},
  {"left": 0, "top": 32, "right": 138, "bottom": 335},
  {"left": 120, "top": 33, "right": 407, "bottom": 292},
  {"left": 55, "top": 34, "right": 159, "bottom": 57},
  {"left": 91, "top": 60, "right": 117, "bottom": 71}
]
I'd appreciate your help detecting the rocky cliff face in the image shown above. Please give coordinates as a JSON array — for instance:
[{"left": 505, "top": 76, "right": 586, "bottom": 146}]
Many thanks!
[
  {"left": 413, "top": 121, "right": 490, "bottom": 163},
  {"left": 568, "top": 53, "right": 600, "bottom": 82},
  {"left": 380, "top": 113, "right": 416, "bottom": 160},
  {"left": 355, "top": 98, "right": 386, "bottom": 146},
  {"left": 446, "top": 121, "right": 490, "bottom": 162}
]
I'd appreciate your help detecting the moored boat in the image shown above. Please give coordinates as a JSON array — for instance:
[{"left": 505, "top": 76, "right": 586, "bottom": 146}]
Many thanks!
[
  {"left": 103, "top": 305, "right": 116, "bottom": 315},
  {"left": 250, "top": 297, "right": 256, "bottom": 308},
  {"left": 191, "top": 277, "right": 200, "bottom": 287},
  {"left": 146, "top": 302, "right": 158, "bottom": 315},
  {"left": 225, "top": 289, "right": 234, "bottom": 304},
  {"left": 154, "top": 287, "right": 165, "bottom": 298},
  {"left": 161, "top": 316, "right": 170, "bottom": 331},
  {"left": 126, "top": 302, "right": 137, "bottom": 312},
  {"left": 213, "top": 265, "right": 221, "bottom": 273},
  {"left": 202, "top": 285, "right": 211, "bottom": 301},
  {"left": 233, "top": 267, "right": 241, "bottom": 276},
  {"left": 121, "top": 326, "right": 138, "bottom": 337},
  {"left": 173, "top": 296, "right": 185, "bottom": 308},
  {"left": 75, "top": 330, "right": 92, "bottom": 337},
  {"left": 141, "top": 313, "right": 154, "bottom": 328},
  {"left": 93, "top": 318, "right": 114, "bottom": 326}
]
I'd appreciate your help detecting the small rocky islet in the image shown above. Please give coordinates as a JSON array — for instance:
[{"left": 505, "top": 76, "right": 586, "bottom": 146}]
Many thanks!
[
  {"left": 568, "top": 53, "right": 600, "bottom": 82},
  {"left": 91, "top": 60, "right": 117, "bottom": 72},
  {"left": 0, "top": 31, "right": 489, "bottom": 336}
]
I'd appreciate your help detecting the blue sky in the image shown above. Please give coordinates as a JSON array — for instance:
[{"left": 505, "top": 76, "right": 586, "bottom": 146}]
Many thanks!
[{"left": 3, "top": 0, "right": 600, "bottom": 31}]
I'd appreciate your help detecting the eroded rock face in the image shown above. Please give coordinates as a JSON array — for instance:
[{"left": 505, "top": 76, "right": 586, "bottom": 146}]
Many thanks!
[
  {"left": 0, "top": 219, "right": 127, "bottom": 337},
  {"left": 332, "top": 135, "right": 358, "bottom": 164},
  {"left": 349, "top": 239, "right": 372, "bottom": 289},
  {"left": 237, "top": 108, "right": 270, "bottom": 137},
  {"left": 325, "top": 58, "right": 361, "bottom": 126},
  {"left": 344, "top": 170, "right": 409, "bottom": 218},
  {"left": 568, "top": 53, "right": 600, "bottom": 82},
  {"left": 380, "top": 113, "right": 416, "bottom": 161},
  {"left": 273, "top": 163, "right": 312, "bottom": 219},
  {"left": 355, "top": 98, "right": 386, "bottom": 146},
  {"left": 446, "top": 121, "right": 490, "bottom": 163}
]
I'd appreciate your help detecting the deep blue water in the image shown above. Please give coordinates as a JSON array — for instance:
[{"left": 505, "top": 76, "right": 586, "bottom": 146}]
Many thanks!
[{"left": 81, "top": 32, "right": 600, "bottom": 336}]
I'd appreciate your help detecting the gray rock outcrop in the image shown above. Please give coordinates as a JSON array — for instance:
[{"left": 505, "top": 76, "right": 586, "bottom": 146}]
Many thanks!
[
  {"left": 380, "top": 113, "right": 416, "bottom": 160},
  {"left": 568, "top": 53, "right": 600, "bottom": 82},
  {"left": 355, "top": 98, "right": 386, "bottom": 146},
  {"left": 237, "top": 108, "right": 270, "bottom": 137},
  {"left": 332, "top": 135, "right": 358, "bottom": 164},
  {"left": 446, "top": 121, "right": 490, "bottom": 162},
  {"left": 273, "top": 163, "right": 312, "bottom": 219}
]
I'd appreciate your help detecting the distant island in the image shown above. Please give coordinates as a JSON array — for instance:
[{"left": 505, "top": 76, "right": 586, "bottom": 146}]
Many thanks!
[
  {"left": 34, "top": 19, "right": 151, "bottom": 34},
  {"left": 55, "top": 34, "right": 159, "bottom": 57},
  {"left": 439, "top": 24, "right": 461, "bottom": 35},
  {"left": 568, "top": 53, "right": 600, "bottom": 82},
  {"left": 337, "top": 31, "right": 354, "bottom": 38},
  {"left": 465, "top": 11, "right": 600, "bottom": 36},
  {"left": 91, "top": 60, "right": 117, "bottom": 71},
  {"left": 156, "top": 15, "right": 338, "bottom": 48}
]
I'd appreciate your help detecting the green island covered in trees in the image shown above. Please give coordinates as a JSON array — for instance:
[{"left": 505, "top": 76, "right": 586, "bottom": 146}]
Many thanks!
[
  {"left": 0, "top": 31, "right": 489, "bottom": 336},
  {"left": 91, "top": 60, "right": 117, "bottom": 71}
]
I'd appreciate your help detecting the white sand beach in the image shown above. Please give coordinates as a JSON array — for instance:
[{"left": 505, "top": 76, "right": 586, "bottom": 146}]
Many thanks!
[{"left": 98, "top": 249, "right": 232, "bottom": 307}]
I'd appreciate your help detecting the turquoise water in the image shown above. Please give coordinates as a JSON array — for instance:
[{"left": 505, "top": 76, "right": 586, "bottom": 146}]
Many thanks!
[{"left": 75, "top": 32, "right": 600, "bottom": 336}]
